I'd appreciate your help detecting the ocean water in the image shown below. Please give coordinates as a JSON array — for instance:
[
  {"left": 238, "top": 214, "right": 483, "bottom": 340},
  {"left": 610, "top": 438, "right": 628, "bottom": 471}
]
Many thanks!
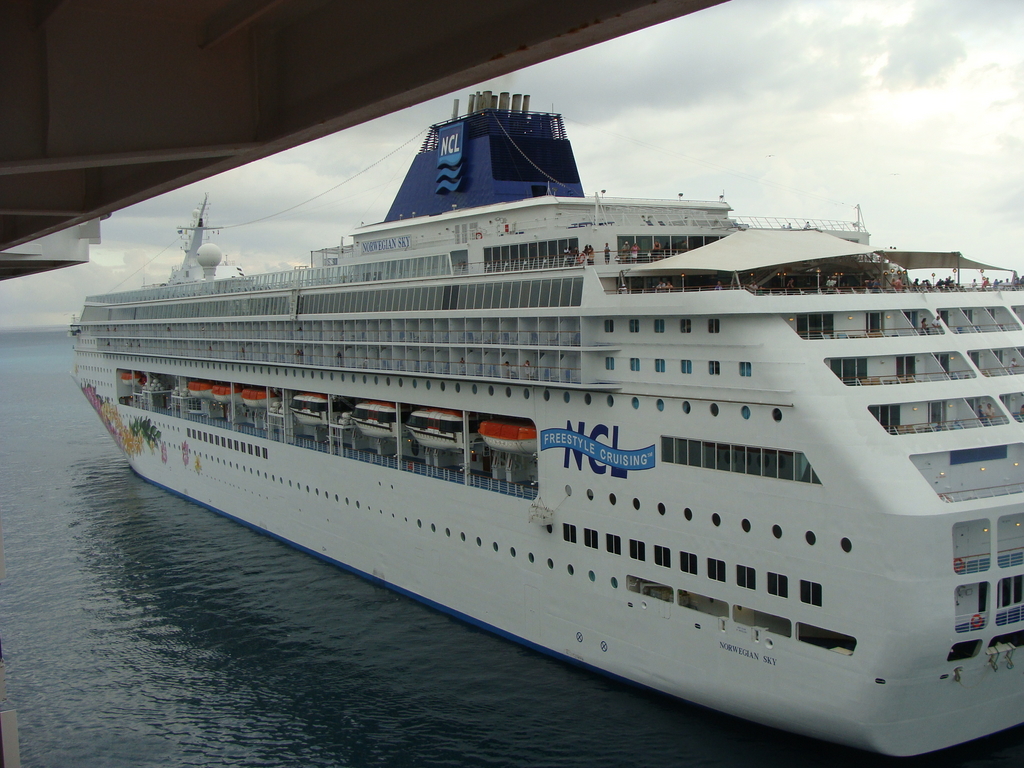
[{"left": 1, "top": 328, "right": 1022, "bottom": 768}]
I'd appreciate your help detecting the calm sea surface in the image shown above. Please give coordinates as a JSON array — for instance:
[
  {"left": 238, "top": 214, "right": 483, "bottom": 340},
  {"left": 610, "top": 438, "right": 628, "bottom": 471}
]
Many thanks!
[{"left": 1, "top": 328, "right": 1022, "bottom": 768}]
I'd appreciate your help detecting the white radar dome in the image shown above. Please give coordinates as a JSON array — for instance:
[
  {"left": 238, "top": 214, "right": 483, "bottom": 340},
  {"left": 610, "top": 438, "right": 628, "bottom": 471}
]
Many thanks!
[{"left": 196, "top": 243, "right": 223, "bottom": 267}]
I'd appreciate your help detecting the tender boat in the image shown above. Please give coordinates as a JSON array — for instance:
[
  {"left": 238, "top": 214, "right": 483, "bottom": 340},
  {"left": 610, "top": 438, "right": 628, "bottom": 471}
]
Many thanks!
[
  {"left": 290, "top": 392, "right": 329, "bottom": 426},
  {"left": 478, "top": 419, "right": 538, "bottom": 455},
  {"left": 242, "top": 387, "right": 280, "bottom": 409},
  {"left": 406, "top": 409, "right": 478, "bottom": 451},
  {"left": 187, "top": 380, "right": 214, "bottom": 400},
  {"left": 352, "top": 401, "right": 403, "bottom": 439},
  {"left": 212, "top": 383, "right": 243, "bottom": 403}
]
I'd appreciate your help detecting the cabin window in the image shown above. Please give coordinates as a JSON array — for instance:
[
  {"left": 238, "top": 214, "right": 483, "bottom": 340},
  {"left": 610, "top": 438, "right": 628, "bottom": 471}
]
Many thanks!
[
  {"left": 708, "top": 319, "right": 720, "bottom": 333},
  {"left": 739, "top": 362, "right": 752, "bottom": 377},
  {"left": 562, "top": 523, "right": 577, "bottom": 543},
  {"left": 655, "top": 359, "right": 666, "bottom": 373},
  {"left": 737, "top": 565, "right": 756, "bottom": 590},
  {"left": 654, "top": 319, "right": 665, "bottom": 333},
  {"left": 606, "top": 534, "right": 622, "bottom": 555},
  {"left": 708, "top": 558, "right": 726, "bottom": 582},
  {"left": 629, "top": 319, "right": 640, "bottom": 333},
  {"left": 605, "top": 357, "right": 615, "bottom": 371},
  {"left": 630, "top": 358, "right": 640, "bottom": 372},
  {"left": 680, "top": 318, "right": 692, "bottom": 333},
  {"left": 680, "top": 551, "right": 698, "bottom": 575},
  {"left": 629, "top": 539, "right": 646, "bottom": 561},
  {"left": 795, "top": 313, "right": 835, "bottom": 338},
  {"left": 604, "top": 319, "right": 614, "bottom": 333},
  {"left": 709, "top": 361, "right": 721, "bottom": 375},
  {"left": 800, "top": 580, "right": 823, "bottom": 606},
  {"left": 584, "top": 528, "right": 599, "bottom": 549},
  {"left": 654, "top": 545, "right": 672, "bottom": 568},
  {"left": 768, "top": 572, "right": 789, "bottom": 598},
  {"left": 681, "top": 359, "right": 693, "bottom": 374},
  {"left": 829, "top": 357, "right": 868, "bottom": 384}
]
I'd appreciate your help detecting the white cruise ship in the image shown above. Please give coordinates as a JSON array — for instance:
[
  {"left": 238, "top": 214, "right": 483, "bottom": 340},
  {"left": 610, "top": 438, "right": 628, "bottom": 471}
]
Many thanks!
[{"left": 72, "top": 91, "right": 1024, "bottom": 756}]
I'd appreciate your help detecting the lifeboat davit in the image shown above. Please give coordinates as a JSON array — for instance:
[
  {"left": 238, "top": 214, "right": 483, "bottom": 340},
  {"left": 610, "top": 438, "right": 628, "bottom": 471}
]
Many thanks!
[
  {"left": 241, "top": 388, "right": 280, "bottom": 410},
  {"left": 479, "top": 419, "right": 538, "bottom": 455},
  {"left": 406, "top": 409, "right": 477, "bottom": 451},
  {"left": 352, "top": 401, "right": 402, "bottom": 439},
  {"left": 188, "top": 380, "right": 215, "bottom": 400},
  {"left": 212, "top": 383, "right": 243, "bottom": 403},
  {"left": 291, "top": 392, "right": 329, "bottom": 426}
]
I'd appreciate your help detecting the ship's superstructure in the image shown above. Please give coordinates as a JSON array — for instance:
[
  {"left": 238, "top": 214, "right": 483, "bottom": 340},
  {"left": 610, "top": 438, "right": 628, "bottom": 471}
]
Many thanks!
[{"left": 72, "top": 93, "right": 1024, "bottom": 756}]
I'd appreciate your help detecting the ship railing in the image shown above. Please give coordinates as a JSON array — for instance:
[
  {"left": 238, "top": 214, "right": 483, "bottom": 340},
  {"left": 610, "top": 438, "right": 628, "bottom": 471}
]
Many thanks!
[
  {"left": 955, "top": 609, "right": 990, "bottom": 633},
  {"left": 799, "top": 328, "right": 939, "bottom": 340},
  {"left": 732, "top": 216, "right": 866, "bottom": 232},
  {"left": 979, "top": 366, "right": 1024, "bottom": 378},
  {"left": 948, "top": 323, "right": 1023, "bottom": 334},
  {"left": 997, "top": 547, "right": 1024, "bottom": 568},
  {"left": 886, "top": 415, "right": 1009, "bottom": 435},
  {"left": 845, "top": 370, "right": 974, "bottom": 385},
  {"left": 609, "top": 283, "right": 1024, "bottom": 296},
  {"left": 941, "top": 483, "right": 1024, "bottom": 503},
  {"left": 401, "top": 461, "right": 465, "bottom": 485},
  {"left": 341, "top": 447, "right": 399, "bottom": 470},
  {"left": 467, "top": 474, "right": 538, "bottom": 500},
  {"left": 291, "top": 435, "right": 330, "bottom": 454}
]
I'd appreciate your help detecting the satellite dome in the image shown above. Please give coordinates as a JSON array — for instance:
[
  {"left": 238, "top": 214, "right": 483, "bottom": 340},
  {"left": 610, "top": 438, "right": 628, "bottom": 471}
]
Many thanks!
[{"left": 196, "top": 243, "right": 223, "bottom": 268}]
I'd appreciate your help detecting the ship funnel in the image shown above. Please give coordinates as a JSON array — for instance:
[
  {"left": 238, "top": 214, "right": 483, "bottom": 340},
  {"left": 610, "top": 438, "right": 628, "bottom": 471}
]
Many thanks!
[
  {"left": 451, "top": 98, "right": 459, "bottom": 119},
  {"left": 521, "top": 94, "right": 530, "bottom": 112},
  {"left": 467, "top": 93, "right": 476, "bottom": 113},
  {"left": 498, "top": 92, "right": 510, "bottom": 110},
  {"left": 480, "top": 90, "right": 492, "bottom": 110},
  {"left": 511, "top": 94, "right": 522, "bottom": 112}
]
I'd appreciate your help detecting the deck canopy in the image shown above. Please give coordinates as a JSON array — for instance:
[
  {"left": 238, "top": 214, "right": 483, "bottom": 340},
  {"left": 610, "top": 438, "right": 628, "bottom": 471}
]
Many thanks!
[{"left": 626, "top": 228, "right": 1007, "bottom": 282}]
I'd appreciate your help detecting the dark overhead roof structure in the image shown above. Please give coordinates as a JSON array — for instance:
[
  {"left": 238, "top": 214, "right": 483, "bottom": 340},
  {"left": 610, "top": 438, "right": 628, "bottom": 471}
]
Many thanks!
[{"left": 0, "top": 0, "right": 726, "bottom": 274}]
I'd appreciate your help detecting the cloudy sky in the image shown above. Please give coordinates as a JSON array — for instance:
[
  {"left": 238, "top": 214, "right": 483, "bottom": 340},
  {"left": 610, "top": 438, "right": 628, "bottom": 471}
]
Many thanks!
[{"left": 3, "top": 0, "right": 1024, "bottom": 327}]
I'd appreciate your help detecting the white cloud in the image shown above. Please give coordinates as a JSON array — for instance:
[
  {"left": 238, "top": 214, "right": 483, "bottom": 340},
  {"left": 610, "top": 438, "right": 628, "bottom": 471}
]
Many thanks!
[{"left": 4, "top": 0, "right": 1024, "bottom": 327}]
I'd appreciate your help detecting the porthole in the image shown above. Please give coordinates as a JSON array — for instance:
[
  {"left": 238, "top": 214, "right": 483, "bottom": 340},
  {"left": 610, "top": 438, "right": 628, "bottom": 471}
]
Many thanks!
[
  {"left": 564, "top": 391, "right": 571, "bottom": 403},
  {"left": 609, "top": 493, "right": 617, "bottom": 505},
  {"left": 741, "top": 405, "right": 751, "bottom": 420},
  {"left": 632, "top": 397, "right": 640, "bottom": 409},
  {"left": 412, "top": 380, "right": 417, "bottom": 388},
  {"left": 506, "top": 387, "right": 512, "bottom": 398},
  {"left": 773, "top": 408, "right": 783, "bottom": 422},
  {"left": 430, "top": 523, "right": 436, "bottom": 532},
  {"left": 805, "top": 530, "right": 817, "bottom": 545},
  {"left": 493, "top": 541, "right": 498, "bottom": 552},
  {"left": 446, "top": 528, "right": 451, "bottom": 537},
  {"left": 529, "top": 552, "right": 535, "bottom": 563},
  {"left": 841, "top": 537, "right": 852, "bottom": 553},
  {"left": 476, "top": 537, "right": 482, "bottom": 546},
  {"left": 589, "top": 570, "right": 596, "bottom": 582},
  {"left": 417, "top": 519, "right": 422, "bottom": 528},
  {"left": 682, "top": 401, "right": 691, "bottom": 414},
  {"left": 439, "top": 382, "right": 445, "bottom": 391},
  {"left": 772, "top": 524, "right": 783, "bottom": 539},
  {"left": 684, "top": 507, "right": 693, "bottom": 521},
  {"left": 375, "top": 376, "right": 379, "bottom": 385},
  {"left": 632, "top": 498, "right": 641, "bottom": 510},
  {"left": 567, "top": 564, "right": 575, "bottom": 575},
  {"left": 510, "top": 547, "right": 516, "bottom": 557},
  {"left": 345, "top": 497, "right": 349, "bottom": 504},
  {"left": 461, "top": 532, "right": 466, "bottom": 541},
  {"left": 488, "top": 385, "right": 494, "bottom": 396},
  {"left": 524, "top": 389, "right": 530, "bottom": 400},
  {"left": 565, "top": 485, "right": 572, "bottom": 497},
  {"left": 657, "top": 502, "right": 666, "bottom": 516},
  {"left": 455, "top": 383, "right": 461, "bottom": 393},
  {"left": 472, "top": 384, "right": 477, "bottom": 394},
  {"left": 611, "top": 577, "right": 618, "bottom": 589},
  {"left": 425, "top": 380, "right": 430, "bottom": 389},
  {"left": 363, "top": 375, "right": 368, "bottom": 384},
  {"left": 547, "top": 558, "right": 554, "bottom": 570},
  {"left": 386, "top": 377, "right": 391, "bottom": 386},
  {"left": 741, "top": 518, "right": 751, "bottom": 533},
  {"left": 544, "top": 390, "right": 551, "bottom": 401},
  {"left": 607, "top": 395, "right": 614, "bottom": 407},
  {"left": 356, "top": 501, "right": 360, "bottom": 509},
  {"left": 712, "top": 513, "right": 721, "bottom": 527},
  {"left": 710, "top": 403, "right": 719, "bottom": 417},
  {"left": 587, "top": 489, "right": 594, "bottom": 500}
]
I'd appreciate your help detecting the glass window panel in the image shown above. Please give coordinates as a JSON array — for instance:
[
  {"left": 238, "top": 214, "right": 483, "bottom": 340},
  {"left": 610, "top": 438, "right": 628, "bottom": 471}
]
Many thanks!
[
  {"left": 777, "top": 451, "right": 795, "bottom": 481},
  {"left": 717, "top": 443, "right": 731, "bottom": 471},
  {"left": 762, "top": 449, "right": 778, "bottom": 478},
  {"left": 731, "top": 445, "right": 746, "bottom": 473},
  {"left": 662, "top": 436, "right": 675, "bottom": 463},
  {"left": 702, "top": 441, "right": 716, "bottom": 470},
  {"left": 746, "top": 447, "right": 762, "bottom": 476},
  {"left": 688, "top": 440, "right": 702, "bottom": 467}
]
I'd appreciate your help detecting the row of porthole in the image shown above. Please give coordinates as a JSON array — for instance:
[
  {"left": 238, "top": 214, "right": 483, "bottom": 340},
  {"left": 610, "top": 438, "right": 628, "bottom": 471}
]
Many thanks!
[
  {"left": 412, "top": 518, "right": 622, "bottom": 587},
  {"left": 568, "top": 484, "right": 852, "bottom": 553}
]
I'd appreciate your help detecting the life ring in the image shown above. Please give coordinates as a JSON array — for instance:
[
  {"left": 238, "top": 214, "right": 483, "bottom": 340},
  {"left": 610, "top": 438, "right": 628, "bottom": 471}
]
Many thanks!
[
  {"left": 474, "top": 232, "right": 483, "bottom": 239},
  {"left": 953, "top": 557, "right": 966, "bottom": 572},
  {"left": 971, "top": 613, "right": 984, "bottom": 630}
]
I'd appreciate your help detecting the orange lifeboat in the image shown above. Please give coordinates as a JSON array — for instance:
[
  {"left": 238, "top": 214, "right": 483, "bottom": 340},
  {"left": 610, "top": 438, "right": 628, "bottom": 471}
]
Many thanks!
[
  {"left": 478, "top": 419, "right": 538, "bottom": 455},
  {"left": 212, "top": 383, "right": 243, "bottom": 403},
  {"left": 187, "top": 380, "right": 214, "bottom": 400},
  {"left": 241, "top": 388, "right": 280, "bottom": 409}
]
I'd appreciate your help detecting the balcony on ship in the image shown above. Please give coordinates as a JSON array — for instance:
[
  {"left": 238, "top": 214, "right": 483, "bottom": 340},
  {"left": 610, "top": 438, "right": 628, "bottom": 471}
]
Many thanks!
[
  {"left": 969, "top": 347, "right": 1024, "bottom": 377},
  {"left": 826, "top": 352, "right": 975, "bottom": 386},
  {"left": 869, "top": 396, "right": 1009, "bottom": 435}
]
